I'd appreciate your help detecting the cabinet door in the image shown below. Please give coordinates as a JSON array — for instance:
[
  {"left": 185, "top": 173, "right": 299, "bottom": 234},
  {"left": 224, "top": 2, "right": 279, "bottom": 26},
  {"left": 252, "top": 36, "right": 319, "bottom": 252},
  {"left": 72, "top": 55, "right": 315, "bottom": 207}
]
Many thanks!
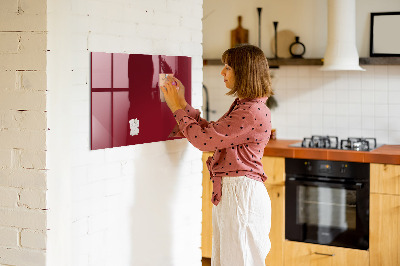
[
  {"left": 284, "top": 241, "right": 369, "bottom": 266},
  {"left": 370, "top": 163, "right": 400, "bottom": 195},
  {"left": 370, "top": 193, "right": 400, "bottom": 266},
  {"left": 261, "top": 156, "right": 285, "bottom": 185},
  {"left": 264, "top": 185, "right": 284, "bottom": 266},
  {"left": 202, "top": 152, "right": 213, "bottom": 258}
]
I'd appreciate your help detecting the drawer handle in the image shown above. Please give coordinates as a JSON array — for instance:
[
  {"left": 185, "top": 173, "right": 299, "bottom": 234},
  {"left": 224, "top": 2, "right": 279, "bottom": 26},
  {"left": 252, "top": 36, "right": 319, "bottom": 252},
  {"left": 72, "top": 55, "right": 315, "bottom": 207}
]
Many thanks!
[{"left": 314, "top": 252, "right": 335, "bottom": 257}]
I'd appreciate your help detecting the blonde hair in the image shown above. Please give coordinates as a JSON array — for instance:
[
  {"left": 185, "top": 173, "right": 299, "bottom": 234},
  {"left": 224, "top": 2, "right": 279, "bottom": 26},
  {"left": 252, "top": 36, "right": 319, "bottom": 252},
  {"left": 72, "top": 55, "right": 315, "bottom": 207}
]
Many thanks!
[{"left": 221, "top": 44, "right": 273, "bottom": 99}]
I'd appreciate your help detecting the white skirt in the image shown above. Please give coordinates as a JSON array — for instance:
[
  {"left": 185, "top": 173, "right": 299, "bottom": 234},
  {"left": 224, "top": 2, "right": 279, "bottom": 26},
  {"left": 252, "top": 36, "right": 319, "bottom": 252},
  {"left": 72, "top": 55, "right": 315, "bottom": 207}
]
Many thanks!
[{"left": 212, "top": 176, "right": 271, "bottom": 266}]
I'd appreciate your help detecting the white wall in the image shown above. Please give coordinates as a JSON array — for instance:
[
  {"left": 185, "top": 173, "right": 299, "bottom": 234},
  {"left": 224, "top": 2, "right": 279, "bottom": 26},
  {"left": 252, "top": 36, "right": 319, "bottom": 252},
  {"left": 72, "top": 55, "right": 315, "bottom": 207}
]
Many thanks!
[
  {"left": 46, "top": 0, "right": 203, "bottom": 266},
  {"left": 203, "top": 0, "right": 400, "bottom": 145},
  {"left": 271, "top": 65, "right": 400, "bottom": 144},
  {"left": 203, "top": 0, "right": 400, "bottom": 58},
  {"left": 204, "top": 0, "right": 326, "bottom": 59},
  {"left": 204, "top": 65, "right": 400, "bottom": 144},
  {"left": 0, "top": 0, "right": 48, "bottom": 265}
]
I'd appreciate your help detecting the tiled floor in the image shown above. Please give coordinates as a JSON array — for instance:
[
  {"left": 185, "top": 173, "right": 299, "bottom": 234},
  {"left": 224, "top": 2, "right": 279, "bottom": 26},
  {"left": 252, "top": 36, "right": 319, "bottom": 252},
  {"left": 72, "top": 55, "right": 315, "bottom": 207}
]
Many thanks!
[{"left": 202, "top": 257, "right": 211, "bottom": 266}]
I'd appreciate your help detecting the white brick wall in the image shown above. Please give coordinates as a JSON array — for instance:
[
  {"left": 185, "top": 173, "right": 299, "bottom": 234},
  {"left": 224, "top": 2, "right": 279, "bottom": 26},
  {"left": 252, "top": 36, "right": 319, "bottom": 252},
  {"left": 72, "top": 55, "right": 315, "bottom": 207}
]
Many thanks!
[
  {"left": 0, "top": 0, "right": 48, "bottom": 265},
  {"left": 21, "top": 229, "right": 47, "bottom": 250},
  {"left": 47, "top": 1, "right": 203, "bottom": 266},
  {"left": 0, "top": 247, "right": 46, "bottom": 266},
  {"left": 0, "top": 227, "right": 19, "bottom": 247},
  {"left": 0, "top": 187, "right": 19, "bottom": 208}
]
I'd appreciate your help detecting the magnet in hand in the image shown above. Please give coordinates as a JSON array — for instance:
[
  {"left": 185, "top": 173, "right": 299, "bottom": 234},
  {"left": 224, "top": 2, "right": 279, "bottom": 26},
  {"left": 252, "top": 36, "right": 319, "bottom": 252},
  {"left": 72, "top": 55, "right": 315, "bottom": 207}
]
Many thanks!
[{"left": 159, "top": 73, "right": 174, "bottom": 102}]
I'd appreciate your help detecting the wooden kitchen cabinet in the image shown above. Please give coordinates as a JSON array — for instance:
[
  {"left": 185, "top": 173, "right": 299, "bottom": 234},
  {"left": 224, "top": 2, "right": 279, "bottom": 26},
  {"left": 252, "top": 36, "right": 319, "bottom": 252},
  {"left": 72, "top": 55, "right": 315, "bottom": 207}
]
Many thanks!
[
  {"left": 370, "top": 163, "right": 400, "bottom": 266},
  {"left": 370, "top": 163, "right": 400, "bottom": 195},
  {"left": 264, "top": 184, "right": 285, "bottom": 266},
  {"left": 201, "top": 154, "right": 286, "bottom": 266},
  {"left": 261, "top": 156, "right": 285, "bottom": 186},
  {"left": 370, "top": 193, "right": 400, "bottom": 266},
  {"left": 262, "top": 156, "right": 285, "bottom": 266},
  {"left": 284, "top": 241, "right": 369, "bottom": 266},
  {"left": 202, "top": 152, "right": 213, "bottom": 258}
]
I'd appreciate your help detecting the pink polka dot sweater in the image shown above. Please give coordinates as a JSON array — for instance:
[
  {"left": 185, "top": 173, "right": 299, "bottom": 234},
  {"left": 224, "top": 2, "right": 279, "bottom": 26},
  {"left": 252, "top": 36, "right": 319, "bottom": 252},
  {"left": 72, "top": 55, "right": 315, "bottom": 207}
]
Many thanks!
[{"left": 170, "top": 97, "right": 272, "bottom": 206}]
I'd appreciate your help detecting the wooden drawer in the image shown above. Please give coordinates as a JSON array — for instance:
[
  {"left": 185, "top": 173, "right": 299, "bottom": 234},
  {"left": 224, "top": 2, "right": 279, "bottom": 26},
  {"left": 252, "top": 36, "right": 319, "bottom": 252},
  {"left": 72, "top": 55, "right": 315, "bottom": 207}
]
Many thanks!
[{"left": 284, "top": 241, "right": 369, "bottom": 266}]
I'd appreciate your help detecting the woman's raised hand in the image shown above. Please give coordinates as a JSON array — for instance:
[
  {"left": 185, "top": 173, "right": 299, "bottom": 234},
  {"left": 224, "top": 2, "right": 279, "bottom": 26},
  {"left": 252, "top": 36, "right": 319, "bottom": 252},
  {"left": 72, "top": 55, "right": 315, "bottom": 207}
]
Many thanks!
[
  {"left": 172, "top": 77, "right": 187, "bottom": 108},
  {"left": 161, "top": 76, "right": 185, "bottom": 113}
]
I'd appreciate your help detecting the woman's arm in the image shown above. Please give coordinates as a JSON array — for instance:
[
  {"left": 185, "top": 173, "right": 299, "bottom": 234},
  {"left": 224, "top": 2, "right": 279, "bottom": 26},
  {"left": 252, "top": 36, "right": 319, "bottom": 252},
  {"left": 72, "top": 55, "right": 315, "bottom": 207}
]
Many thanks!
[
  {"left": 170, "top": 76, "right": 211, "bottom": 128},
  {"left": 168, "top": 102, "right": 211, "bottom": 138},
  {"left": 172, "top": 106, "right": 257, "bottom": 152},
  {"left": 163, "top": 77, "right": 264, "bottom": 151},
  {"left": 162, "top": 77, "right": 211, "bottom": 137},
  {"left": 180, "top": 103, "right": 210, "bottom": 128}
]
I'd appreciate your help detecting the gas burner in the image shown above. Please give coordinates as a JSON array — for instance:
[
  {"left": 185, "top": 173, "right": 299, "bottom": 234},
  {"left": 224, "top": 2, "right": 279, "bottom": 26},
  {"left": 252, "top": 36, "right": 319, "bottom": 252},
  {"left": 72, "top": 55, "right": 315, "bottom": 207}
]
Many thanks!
[
  {"left": 301, "top": 135, "right": 339, "bottom": 149},
  {"left": 340, "top": 137, "right": 377, "bottom": 151},
  {"left": 290, "top": 136, "right": 380, "bottom": 151}
]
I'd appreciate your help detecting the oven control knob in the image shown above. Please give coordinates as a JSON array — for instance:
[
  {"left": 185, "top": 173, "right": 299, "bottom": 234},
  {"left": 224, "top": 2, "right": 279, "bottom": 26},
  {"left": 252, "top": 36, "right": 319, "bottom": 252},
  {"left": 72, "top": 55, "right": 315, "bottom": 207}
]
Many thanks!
[
  {"left": 340, "top": 164, "right": 347, "bottom": 174},
  {"left": 304, "top": 162, "right": 312, "bottom": 171}
]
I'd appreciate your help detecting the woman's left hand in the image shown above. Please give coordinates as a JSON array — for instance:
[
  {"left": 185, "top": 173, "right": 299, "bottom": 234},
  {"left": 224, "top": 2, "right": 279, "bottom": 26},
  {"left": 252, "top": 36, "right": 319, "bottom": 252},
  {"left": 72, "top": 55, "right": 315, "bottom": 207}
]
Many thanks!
[{"left": 160, "top": 77, "right": 184, "bottom": 113}]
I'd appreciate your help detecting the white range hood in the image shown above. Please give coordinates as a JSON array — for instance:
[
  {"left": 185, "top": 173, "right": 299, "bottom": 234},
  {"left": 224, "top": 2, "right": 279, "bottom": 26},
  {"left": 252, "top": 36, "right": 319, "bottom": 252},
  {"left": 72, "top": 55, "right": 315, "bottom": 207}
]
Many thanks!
[{"left": 320, "top": 0, "right": 365, "bottom": 71}]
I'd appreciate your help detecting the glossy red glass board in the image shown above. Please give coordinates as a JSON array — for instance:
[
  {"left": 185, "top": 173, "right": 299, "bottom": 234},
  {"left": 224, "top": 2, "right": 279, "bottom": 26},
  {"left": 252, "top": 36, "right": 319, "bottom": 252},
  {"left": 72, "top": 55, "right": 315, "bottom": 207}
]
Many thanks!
[{"left": 91, "top": 52, "right": 192, "bottom": 150}]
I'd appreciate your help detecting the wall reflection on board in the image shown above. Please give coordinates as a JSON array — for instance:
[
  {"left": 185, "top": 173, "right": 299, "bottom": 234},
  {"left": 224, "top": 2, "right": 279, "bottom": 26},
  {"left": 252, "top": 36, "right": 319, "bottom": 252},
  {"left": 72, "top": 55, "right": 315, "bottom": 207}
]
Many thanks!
[{"left": 91, "top": 52, "right": 192, "bottom": 150}]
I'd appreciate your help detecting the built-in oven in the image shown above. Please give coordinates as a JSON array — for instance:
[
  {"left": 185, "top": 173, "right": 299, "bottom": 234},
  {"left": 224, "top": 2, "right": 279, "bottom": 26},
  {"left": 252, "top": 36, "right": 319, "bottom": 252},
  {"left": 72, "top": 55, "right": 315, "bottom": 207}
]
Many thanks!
[{"left": 285, "top": 158, "right": 369, "bottom": 250}]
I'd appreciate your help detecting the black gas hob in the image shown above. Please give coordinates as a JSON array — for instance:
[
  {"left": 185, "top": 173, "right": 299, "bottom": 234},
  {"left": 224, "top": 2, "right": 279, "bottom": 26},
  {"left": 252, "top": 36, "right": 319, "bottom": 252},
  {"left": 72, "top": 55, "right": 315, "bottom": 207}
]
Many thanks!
[{"left": 289, "top": 135, "right": 382, "bottom": 151}]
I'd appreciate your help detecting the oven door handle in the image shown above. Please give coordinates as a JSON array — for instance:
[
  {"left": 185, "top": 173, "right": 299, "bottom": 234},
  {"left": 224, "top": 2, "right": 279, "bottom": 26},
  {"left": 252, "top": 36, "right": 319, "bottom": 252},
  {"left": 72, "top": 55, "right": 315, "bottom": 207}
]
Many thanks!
[{"left": 287, "top": 177, "right": 364, "bottom": 189}]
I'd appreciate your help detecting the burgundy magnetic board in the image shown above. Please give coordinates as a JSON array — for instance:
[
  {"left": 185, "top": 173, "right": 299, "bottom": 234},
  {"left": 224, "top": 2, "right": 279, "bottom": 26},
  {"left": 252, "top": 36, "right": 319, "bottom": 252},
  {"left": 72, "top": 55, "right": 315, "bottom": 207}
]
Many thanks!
[{"left": 90, "top": 52, "right": 192, "bottom": 150}]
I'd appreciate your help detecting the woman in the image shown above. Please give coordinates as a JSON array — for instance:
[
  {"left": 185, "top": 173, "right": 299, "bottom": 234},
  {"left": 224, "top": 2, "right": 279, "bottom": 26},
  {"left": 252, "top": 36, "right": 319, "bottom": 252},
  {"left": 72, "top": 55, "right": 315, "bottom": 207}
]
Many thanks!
[{"left": 162, "top": 44, "right": 273, "bottom": 266}]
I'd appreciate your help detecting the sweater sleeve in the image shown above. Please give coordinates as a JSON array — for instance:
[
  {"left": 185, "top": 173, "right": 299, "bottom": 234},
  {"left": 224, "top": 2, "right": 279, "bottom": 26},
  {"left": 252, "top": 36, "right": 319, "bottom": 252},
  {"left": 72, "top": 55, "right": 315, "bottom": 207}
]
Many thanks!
[
  {"left": 168, "top": 103, "right": 210, "bottom": 138},
  {"left": 172, "top": 106, "right": 257, "bottom": 152}
]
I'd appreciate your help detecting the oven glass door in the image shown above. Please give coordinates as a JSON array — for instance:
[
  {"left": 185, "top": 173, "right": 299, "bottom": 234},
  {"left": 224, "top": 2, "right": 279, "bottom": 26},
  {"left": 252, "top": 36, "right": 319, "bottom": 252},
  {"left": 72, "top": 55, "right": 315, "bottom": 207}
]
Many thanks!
[
  {"left": 298, "top": 185, "right": 356, "bottom": 230},
  {"left": 286, "top": 179, "right": 369, "bottom": 250}
]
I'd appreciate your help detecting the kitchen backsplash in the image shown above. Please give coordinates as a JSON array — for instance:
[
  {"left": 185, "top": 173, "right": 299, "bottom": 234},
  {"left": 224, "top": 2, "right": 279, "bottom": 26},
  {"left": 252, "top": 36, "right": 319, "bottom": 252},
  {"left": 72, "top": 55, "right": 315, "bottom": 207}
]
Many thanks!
[{"left": 203, "top": 65, "right": 400, "bottom": 144}]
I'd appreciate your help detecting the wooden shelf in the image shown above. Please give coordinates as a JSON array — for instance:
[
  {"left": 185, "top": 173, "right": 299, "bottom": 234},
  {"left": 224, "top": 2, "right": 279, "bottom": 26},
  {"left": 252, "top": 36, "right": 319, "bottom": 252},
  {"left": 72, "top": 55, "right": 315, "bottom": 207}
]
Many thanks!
[
  {"left": 203, "top": 57, "right": 400, "bottom": 67},
  {"left": 268, "top": 58, "right": 322, "bottom": 67},
  {"left": 202, "top": 59, "right": 223, "bottom": 66},
  {"left": 203, "top": 58, "right": 323, "bottom": 67},
  {"left": 359, "top": 57, "right": 400, "bottom": 65}
]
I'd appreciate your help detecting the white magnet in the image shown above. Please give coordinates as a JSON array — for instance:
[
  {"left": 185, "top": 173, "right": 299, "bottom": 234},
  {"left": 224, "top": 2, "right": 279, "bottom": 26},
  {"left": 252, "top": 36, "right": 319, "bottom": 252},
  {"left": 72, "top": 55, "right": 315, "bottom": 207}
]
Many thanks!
[{"left": 129, "top": 118, "right": 139, "bottom": 136}]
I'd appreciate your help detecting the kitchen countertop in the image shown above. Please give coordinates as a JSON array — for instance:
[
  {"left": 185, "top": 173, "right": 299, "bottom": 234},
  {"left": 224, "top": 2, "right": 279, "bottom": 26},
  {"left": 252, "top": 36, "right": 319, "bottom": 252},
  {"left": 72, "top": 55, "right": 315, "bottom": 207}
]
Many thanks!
[{"left": 263, "top": 139, "right": 400, "bottom": 165}]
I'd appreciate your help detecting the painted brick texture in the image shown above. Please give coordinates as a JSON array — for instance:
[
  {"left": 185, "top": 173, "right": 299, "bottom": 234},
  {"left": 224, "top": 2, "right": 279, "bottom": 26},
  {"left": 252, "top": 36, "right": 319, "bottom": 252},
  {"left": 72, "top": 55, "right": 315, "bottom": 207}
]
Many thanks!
[
  {"left": 2, "top": 0, "right": 204, "bottom": 265},
  {"left": 0, "top": 227, "right": 19, "bottom": 247},
  {"left": 21, "top": 229, "right": 47, "bottom": 250},
  {"left": 46, "top": 0, "right": 203, "bottom": 266},
  {"left": 0, "top": 0, "right": 48, "bottom": 265}
]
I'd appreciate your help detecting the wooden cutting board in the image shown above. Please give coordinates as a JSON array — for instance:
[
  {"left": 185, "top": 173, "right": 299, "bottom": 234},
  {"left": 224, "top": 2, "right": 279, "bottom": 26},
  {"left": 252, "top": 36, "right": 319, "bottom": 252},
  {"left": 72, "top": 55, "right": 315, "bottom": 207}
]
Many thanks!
[{"left": 231, "top": 16, "right": 249, "bottom": 48}]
